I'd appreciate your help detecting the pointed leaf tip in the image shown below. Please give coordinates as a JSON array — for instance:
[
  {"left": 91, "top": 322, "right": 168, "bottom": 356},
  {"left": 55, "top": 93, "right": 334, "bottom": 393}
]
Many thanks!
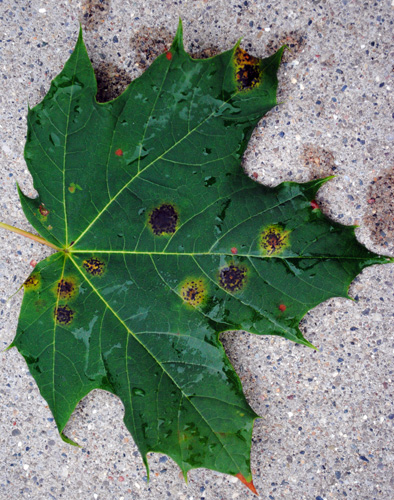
[
  {"left": 171, "top": 18, "right": 184, "bottom": 51},
  {"left": 236, "top": 473, "right": 258, "bottom": 496}
]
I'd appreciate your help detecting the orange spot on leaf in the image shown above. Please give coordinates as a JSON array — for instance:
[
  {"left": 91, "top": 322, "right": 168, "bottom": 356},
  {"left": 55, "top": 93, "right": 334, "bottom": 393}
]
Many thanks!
[
  {"left": 166, "top": 51, "right": 172, "bottom": 60},
  {"left": 115, "top": 149, "right": 123, "bottom": 156},
  {"left": 68, "top": 183, "right": 82, "bottom": 194},
  {"left": 236, "top": 474, "right": 258, "bottom": 496},
  {"left": 231, "top": 247, "right": 238, "bottom": 255},
  {"left": 279, "top": 304, "right": 286, "bottom": 312}
]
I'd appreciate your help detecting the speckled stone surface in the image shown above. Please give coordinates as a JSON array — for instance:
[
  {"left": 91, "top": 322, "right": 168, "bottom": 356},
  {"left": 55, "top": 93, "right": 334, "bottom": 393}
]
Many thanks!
[{"left": 1, "top": 1, "right": 393, "bottom": 499}]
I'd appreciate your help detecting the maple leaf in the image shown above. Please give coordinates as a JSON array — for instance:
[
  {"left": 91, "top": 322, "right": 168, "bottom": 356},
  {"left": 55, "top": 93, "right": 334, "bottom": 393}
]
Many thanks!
[{"left": 1, "top": 21, "right": 392, "bottom": 493}]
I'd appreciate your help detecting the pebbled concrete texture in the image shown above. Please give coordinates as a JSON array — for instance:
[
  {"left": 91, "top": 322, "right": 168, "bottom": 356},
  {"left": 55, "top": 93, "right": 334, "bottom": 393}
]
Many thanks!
[{"left": 0, "top": 0, "right": 393, "bottom": 499}]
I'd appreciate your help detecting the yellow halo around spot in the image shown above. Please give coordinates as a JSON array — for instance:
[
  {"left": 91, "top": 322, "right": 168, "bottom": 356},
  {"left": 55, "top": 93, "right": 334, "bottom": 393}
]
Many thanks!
[
  {"left": 180, "top": 278, "right": 207, "bottom": 307},
  {"left": 260, "top": 224, "right": 290, "bottom": 256}
]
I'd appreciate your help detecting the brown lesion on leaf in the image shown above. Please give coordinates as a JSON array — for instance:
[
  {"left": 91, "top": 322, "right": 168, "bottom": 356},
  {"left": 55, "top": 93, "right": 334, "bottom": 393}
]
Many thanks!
[
  {"left": 54, "top": 305, "right": 74, "bottom": 326},
  {"left": 219, "top": 264, "right": 247, "bottom": 293},
  {"left": 34, "top": 299, "right": 47, "bottom": 312},
  {"left": 148, "top": 203, "right": 179, "bottom": 236},
  {"left": 260, "top": 224, "right": 290, "bottom": 256},
  {"left": 83, "top": 257, "right": 106, "bottom": 276},
  {"left": 56, "top": 277, "right": 78, "bottom": 300},
  {"left": 364, "top": 168, "right": 394, "bottom": 252},
  {"left": 23, "top": 273, "right": 41, "bottom": 291},
  {"left": 38, "top": 203, "right": 49, "bottom": 218},
  {"left": 234, "top": 48, "right": 261, "bottom": 91},
  {"left": 180, "top": 278, "right": 207, "bottom": 307}
]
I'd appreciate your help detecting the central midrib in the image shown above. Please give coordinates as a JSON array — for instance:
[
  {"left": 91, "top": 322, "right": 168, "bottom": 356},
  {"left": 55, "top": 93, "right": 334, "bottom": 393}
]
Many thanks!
[{"left": 67, "top": 250, "right": 372, "bottom": 260}]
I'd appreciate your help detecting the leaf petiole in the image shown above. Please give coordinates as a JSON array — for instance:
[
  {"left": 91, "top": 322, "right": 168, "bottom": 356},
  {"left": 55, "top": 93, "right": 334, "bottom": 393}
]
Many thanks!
[{"left": 0, "top": 221, "right": 61, "bottom": 252}]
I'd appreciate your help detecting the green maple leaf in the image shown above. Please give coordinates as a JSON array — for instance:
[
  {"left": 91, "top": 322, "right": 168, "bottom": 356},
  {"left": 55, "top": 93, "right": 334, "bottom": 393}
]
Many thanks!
[{"left": 2, "top": 21, "right": 392, "bottom": 494}]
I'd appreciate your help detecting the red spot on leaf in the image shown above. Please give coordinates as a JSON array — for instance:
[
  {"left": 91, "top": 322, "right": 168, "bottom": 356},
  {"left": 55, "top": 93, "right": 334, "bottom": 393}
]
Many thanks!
[
  {"left": 30, "top": 260, "right": 37, "bottom": 268},
  {"left": 231, "top": 247, "right": 238, "bottom": 255},
  {"left": 38, "top": 204, "right": 49, "bottom": 217},
  {"left": 236, "top": 473, "right": 258, "bottom": 496},
  {"left": 166, "top": 51, "right": 172, "bottom": 60},
  {"left": 115, "top": 149, "right": 123, "bottom": 156},
  {"left": 310, "top": 200, "right": 319, "bottom": 210},
  {"left": 279, "top": 304, "right": 286, "bottom": 312},
  {"left": 252, "top": 172, "right": 258, "bottom": 179}
]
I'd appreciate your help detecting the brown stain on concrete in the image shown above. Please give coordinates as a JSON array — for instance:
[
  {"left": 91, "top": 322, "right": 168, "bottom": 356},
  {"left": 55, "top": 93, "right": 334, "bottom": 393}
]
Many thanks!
[
  {"left": 265, "top": 30, "right": 307, "bottom": 62},
  {"left": 301, "top": 144, "right": 336, "bottom": 179},
  {"left": 94, "top": 62, "right": 132, "bottom": 102},
  {"left": 130, "top": 26, "right": 173, "bottom": 71},
  {"left": 364, "top": 168, "right": 394, "bottom": 252},
  {"left": 81, "top": 0, "right": 111, "bottom": 31}
]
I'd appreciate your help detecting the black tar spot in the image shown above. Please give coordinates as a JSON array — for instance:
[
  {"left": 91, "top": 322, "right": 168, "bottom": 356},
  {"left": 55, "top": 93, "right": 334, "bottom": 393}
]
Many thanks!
[
  {"left": 261, "top": 225, "right": 289, "bottom": 255},
  {"left": 57, "top": 279, "right": 75, "bottom": 299},
  {"left": 182, "top": 280, "right": 204, "bottom": 306},
  {"left": 237, "top": 64, "right": 260, "bottom": 89},
  {"left": 219, "top": 265, "right": 247, "bottom": 292},
  {"left": 55, "top": 305, "right": 74, "bottom": 325},
  {"left": 83, "top": 258, "right": 105, "bottom": 276},
  {"left": 24, "top": 274, "right": 40, "bottom": 289},
  {"left": 149, "top": 204, "right": 178, "bottom": 235},
  {"left": 235, "top": 48, "right": 261, "bottom": 90}
]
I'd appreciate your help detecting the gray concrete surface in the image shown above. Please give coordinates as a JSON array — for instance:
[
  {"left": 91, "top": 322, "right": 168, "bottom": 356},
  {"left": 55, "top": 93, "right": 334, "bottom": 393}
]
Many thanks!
[{"left": 1, "top": 0, "right": 393, "bottom": 499}]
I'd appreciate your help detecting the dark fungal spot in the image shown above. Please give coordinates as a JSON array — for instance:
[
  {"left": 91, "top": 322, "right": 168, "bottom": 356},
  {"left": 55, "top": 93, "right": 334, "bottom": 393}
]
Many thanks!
[
  {"left": 219, "top": 264, "right": 247, "bottom": 292},
  {"left": 57, "top": 278, "right": 77, "bottom": 300},
  {"left": 54, "top": 305, "right": 74, "bottom": 325},
  {"left": 38, "top": 203, "right": 49, "bottom": 217},
  {"left": 149, "top": 204, "right": 178, "bottom": 236},
  {"left": 23, "top": 274, "right": 40, "bottom": 290},
  {"left": 180, "top": 279, "right": 206, "bottom": 307},
  {"left": 83, "top": 257, "right": 105, "bottom": 276},
  {"left": 234, "top": 48, "right": 261, "bottom": 91},
  {"left": 260, "top": 224, "right": 290, "bottom": 256}
]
